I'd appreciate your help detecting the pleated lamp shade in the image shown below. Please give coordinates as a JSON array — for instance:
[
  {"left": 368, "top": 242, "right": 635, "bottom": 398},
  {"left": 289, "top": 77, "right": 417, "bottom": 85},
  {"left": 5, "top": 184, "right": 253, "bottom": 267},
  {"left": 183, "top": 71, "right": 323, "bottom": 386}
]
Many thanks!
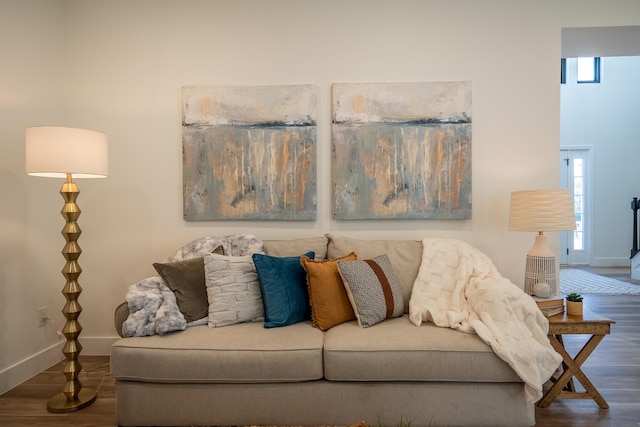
[{"left": 509, "top": 189, "right": 576, "bottom": 232}]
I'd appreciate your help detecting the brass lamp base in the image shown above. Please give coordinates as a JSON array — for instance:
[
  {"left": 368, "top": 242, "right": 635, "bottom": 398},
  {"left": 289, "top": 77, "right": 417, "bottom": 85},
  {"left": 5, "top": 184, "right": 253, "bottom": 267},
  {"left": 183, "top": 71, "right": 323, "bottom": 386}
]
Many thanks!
[
  {"left": 47, "top": 174, "right": 96, "bottom": 413},
  {"left": 47, "top": 387, "right": 97, "bottom": 413}
]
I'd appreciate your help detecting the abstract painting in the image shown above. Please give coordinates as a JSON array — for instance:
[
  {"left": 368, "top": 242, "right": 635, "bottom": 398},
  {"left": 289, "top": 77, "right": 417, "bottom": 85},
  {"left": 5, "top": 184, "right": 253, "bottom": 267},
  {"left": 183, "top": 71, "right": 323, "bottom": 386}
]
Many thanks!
[
  {"left": 183, "top": 85, "right": 317, "bottom": 220},
  {"left": 332, "top": 81, "right": 472, "bottom": 220}
]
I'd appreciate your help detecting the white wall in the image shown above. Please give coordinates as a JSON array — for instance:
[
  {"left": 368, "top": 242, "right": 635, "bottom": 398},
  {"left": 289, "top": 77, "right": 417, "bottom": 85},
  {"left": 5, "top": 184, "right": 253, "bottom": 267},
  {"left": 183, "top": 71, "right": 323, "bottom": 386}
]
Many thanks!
[
  {"left": 0, "top": 0, "right": 68, "bottom": 394},
  {"left": 2, "top": 0, "right": 640, "bottom": 393},
  {"left": 561, "top": 56, "right": 640, "bottom": 266},
  {"left": 563, "top": 26, "right": 640, "bottom": 57}
]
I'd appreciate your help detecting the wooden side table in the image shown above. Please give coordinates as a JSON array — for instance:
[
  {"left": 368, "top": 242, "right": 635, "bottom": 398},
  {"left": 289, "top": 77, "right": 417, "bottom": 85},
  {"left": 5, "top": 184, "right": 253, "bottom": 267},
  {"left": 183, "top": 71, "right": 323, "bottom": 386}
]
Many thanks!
[{"left": 537, "top": 309, "right": 615, "bottom": 409}]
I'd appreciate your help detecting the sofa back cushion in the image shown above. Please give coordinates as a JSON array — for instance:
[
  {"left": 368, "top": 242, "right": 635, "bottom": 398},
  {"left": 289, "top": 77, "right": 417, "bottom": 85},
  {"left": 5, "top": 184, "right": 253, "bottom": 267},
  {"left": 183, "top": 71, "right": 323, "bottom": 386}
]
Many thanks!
[
  {"left": 326, "top": 234, "right": 422, "bottom": 313},
  {"left": 263, "top": 236, "right": 328, "bottom": 259}
]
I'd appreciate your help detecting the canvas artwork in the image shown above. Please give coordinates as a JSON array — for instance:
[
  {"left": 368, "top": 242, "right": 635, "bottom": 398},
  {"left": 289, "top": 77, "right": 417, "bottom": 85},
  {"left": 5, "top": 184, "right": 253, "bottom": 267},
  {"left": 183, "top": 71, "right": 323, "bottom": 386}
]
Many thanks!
[
  {"left": 332, "top": 81, "right": 472, "bottom": 220},
  {"left": 182, "top": 85, "right": 317, "bottom": 220}
]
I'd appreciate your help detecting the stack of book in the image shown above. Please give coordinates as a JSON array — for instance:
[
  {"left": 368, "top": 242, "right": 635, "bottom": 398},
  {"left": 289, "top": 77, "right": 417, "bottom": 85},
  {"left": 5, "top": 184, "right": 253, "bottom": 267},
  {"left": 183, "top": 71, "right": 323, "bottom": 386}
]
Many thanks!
[{"left": 536, "top": 298, "right": 564, "bottom": 317}]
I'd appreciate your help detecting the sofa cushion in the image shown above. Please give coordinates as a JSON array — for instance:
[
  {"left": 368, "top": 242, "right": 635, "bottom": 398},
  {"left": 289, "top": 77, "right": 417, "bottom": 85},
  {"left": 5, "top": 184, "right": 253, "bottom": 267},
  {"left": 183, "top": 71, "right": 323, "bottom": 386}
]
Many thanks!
[
  {"left": 253, "top": 252, "right": 314, "bottom": 328},
  {"left": 337, "top": 254, "right": 404, "bottom": 327},
  {"left": 263, "top": 236, "right": 328, "bottom": 259},
  {"left": 326, "top": 235, "right": 422, "bottom": 313},
  {"left": 323, "top": 316, "right": 521, "bottom": 382},
  {"left": 204, "top": 253, "right": 264, "bottom": 327},
  {"left": 111, "top": 322, "right": 324, "bottom": 383},
  {"left": 301, "top": 252, "right": 357, "bottom": 331}
]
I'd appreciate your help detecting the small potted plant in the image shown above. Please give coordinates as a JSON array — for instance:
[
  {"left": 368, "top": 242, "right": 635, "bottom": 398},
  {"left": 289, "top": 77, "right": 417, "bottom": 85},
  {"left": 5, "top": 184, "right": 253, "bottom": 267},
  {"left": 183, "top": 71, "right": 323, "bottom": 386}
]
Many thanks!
[{"left": 566, "top": 293, "right": 583, "bottom": 316}]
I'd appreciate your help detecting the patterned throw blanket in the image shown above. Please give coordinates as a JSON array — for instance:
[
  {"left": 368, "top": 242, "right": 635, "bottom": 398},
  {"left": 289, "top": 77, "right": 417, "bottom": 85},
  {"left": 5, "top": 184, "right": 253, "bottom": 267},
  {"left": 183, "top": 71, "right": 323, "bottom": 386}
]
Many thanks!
[
  {"left": 122, "top": 234, "right": 264, "bottom": 337},
  {"left": 409, "top": 238, "right": 562, "bottom": 402}
]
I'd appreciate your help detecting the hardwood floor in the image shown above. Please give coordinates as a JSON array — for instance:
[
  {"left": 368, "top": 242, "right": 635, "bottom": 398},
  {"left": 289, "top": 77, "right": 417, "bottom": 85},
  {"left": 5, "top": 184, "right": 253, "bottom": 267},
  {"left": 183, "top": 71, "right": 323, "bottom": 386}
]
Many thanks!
[
  {"left": 0, "top": 356, "right": 115, "bottom": 426},
  {"left": 0, "top": 295, "right": 638, "bottom": 426}
]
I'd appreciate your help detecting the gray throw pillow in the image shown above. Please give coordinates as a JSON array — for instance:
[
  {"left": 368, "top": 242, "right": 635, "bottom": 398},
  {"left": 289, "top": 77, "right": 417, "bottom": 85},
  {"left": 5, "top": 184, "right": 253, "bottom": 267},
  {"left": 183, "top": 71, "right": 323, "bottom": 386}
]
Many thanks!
[{"left": 337, "top": 254, "right": 404, "bottom": 328}]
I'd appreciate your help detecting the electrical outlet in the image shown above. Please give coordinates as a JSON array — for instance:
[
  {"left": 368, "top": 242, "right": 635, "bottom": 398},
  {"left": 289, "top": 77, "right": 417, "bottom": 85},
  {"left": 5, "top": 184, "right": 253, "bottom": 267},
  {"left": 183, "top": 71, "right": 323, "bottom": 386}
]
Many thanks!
[{"left": 37, "top": 306, "right": 49, "bottom": 328}]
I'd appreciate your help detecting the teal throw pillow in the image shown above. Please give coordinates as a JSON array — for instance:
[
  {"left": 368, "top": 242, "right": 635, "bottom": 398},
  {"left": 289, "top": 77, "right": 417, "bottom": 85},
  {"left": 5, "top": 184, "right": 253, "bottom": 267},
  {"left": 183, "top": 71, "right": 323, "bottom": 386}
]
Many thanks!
[{"left": 252, "top": 251, "right": 315, "bottom": 328}]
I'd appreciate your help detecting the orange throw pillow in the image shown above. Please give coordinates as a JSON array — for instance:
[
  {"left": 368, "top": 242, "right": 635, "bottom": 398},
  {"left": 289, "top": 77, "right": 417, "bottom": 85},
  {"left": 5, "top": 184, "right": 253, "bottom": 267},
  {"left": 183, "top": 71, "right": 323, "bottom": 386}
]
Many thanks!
[{"left": 301, "top": 252, "right": 357, "bottom": 330}]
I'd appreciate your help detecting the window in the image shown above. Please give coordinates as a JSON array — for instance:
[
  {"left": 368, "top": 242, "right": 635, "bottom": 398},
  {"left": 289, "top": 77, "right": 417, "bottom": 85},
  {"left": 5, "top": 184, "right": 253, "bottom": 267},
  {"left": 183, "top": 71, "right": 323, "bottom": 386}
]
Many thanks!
[
  {"left": 561, "top": 58, "right": 566, "bottom": 84},
  {"left": 577, "top": 57, "right": 600, "bottom": 83},
  {"left": 572, "top": 157, "right": 584, "bottom": 251}
]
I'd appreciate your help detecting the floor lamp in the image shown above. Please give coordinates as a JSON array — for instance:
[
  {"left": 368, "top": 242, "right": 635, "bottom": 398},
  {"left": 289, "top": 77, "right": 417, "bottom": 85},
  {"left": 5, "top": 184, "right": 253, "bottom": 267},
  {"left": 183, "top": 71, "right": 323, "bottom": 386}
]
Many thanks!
[
  {"left": 26, "top": 126, "right": 108, "bottom": 412},
  {"left": 509, "top": 189, "right": 576, "bottom": 297}
]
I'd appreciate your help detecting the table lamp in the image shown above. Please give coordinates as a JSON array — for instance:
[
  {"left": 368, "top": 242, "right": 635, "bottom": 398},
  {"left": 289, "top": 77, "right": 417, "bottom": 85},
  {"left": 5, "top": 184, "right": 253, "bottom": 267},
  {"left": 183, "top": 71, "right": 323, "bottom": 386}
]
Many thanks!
[
  {"left": 509, "top": 189, "right": 576, "bottom": 297},
  {"left": 25, "top": 126, "right": 108, "bottom": 412}
]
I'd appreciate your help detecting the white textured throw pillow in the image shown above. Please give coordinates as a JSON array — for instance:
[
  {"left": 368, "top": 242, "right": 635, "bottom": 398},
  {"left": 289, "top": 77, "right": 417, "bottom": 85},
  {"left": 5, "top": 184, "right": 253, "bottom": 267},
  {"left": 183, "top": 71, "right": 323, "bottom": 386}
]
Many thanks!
[{"left": 204, "top": 253, "right": 264, "bottom": 327}]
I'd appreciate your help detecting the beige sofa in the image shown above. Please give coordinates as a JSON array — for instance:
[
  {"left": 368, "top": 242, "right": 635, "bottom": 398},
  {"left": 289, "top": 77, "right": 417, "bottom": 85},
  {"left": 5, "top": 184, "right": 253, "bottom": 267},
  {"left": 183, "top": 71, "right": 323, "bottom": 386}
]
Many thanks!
[{"left": 111, "top": 235, "right": 535, "bottom": 427}]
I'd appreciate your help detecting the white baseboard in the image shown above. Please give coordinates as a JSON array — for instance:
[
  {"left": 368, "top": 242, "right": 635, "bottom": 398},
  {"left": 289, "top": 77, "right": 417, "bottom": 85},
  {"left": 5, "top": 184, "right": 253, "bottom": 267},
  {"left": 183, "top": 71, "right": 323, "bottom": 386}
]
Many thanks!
[
  {"left": 0, "top": 341, "right": 63, "bottom": 395},
  {"left": 590, "top": 257, "right": 631, "bottom": 267},
  {"left": 0, "top": 335, "right": 119, "bottom": 395}
]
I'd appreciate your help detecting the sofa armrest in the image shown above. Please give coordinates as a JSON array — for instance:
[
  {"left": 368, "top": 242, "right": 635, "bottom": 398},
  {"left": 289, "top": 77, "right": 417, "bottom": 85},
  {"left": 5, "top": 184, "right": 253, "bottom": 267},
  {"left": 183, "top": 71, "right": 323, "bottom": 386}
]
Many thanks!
[{"left": 114, "top": 302, "right": 129, "bottom": 338}]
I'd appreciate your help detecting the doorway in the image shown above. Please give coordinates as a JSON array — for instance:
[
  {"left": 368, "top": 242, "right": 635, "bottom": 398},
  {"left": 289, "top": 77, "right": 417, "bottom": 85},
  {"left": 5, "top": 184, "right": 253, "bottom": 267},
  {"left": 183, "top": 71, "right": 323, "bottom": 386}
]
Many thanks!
[{"left": 559, "top": 148, "right": 592, "bottom": 265}]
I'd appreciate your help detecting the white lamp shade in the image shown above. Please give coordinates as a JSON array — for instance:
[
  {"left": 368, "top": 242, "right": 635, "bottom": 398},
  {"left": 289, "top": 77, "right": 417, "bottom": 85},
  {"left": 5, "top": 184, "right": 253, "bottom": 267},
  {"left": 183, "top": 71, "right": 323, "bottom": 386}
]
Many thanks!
[
  {"left": 508, "top": 189, "right": 576, "bottom": 232},
  {"left": 26, "top": 126, "right": 108, "bottom": 178}
]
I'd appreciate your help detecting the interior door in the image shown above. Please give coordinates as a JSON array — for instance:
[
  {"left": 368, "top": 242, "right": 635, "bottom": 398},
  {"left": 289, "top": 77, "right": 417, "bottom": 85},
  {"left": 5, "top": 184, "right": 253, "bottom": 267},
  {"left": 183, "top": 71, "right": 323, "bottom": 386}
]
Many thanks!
[{"left": 560, "top": 148, "right": 592, "bottom": 265}]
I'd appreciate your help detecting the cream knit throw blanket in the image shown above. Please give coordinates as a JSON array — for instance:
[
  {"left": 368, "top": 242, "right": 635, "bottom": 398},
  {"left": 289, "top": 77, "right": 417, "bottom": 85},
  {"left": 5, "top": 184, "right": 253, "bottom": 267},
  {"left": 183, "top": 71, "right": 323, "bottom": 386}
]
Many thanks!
[{"left": 409, "top": 238, "right": 562, "bottom": 402}]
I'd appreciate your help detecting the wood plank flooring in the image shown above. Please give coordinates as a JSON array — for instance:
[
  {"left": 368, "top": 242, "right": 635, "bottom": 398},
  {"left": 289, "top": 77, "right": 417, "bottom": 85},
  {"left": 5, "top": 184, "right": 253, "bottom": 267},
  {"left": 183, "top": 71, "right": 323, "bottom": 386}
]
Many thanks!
[
  {"left": 0, "top": 356, "right": 115, "bottom": 426},
  {"left": 0, "top": 295, "right": 638, "bottom": 426}
]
